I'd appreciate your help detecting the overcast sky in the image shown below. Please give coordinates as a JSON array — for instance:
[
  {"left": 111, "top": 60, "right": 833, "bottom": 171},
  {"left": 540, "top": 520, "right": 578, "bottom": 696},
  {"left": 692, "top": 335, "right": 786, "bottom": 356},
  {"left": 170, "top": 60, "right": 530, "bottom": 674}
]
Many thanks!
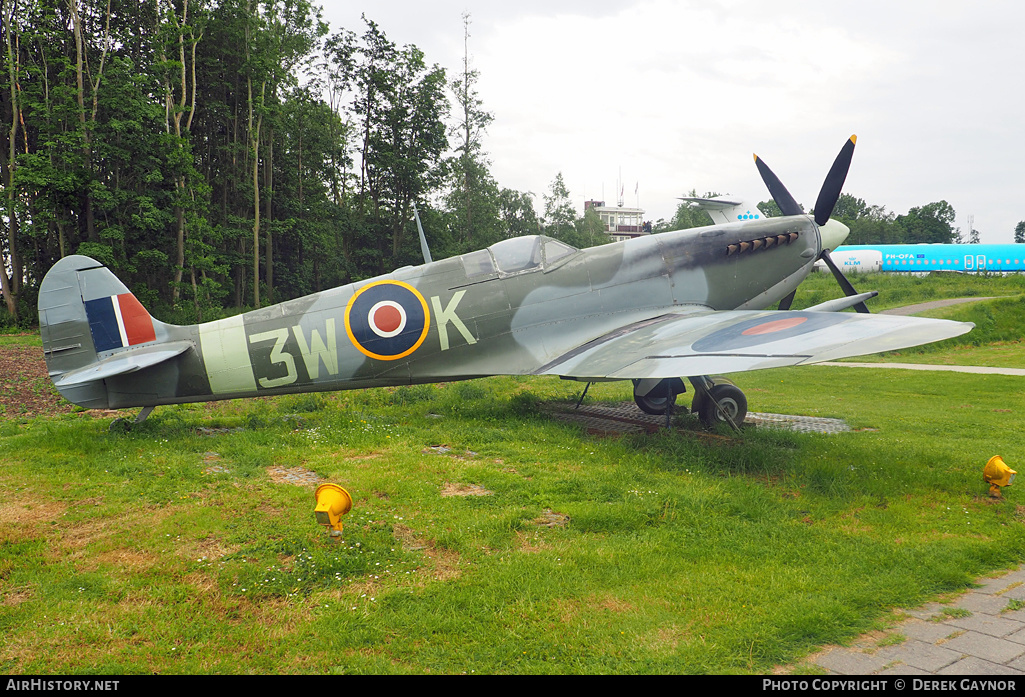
[{"left": 319, "top": 0, "right": 1025, "bottom": 243}]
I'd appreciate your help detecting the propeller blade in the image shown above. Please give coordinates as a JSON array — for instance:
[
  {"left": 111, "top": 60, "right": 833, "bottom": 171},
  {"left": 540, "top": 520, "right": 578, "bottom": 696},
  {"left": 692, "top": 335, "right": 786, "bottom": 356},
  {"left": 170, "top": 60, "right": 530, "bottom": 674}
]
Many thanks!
[
  {"left": 813, "top": 135, "right": 857, "bottom": 226},
  {"left": 778, "top": 289, "right": 796, "bottom": 311},
  {"left": 820, "top": 249, "right": 870, "bottom": 313},
  {"left": 754, "top": 154, "right": 803, "bottom": 217}
]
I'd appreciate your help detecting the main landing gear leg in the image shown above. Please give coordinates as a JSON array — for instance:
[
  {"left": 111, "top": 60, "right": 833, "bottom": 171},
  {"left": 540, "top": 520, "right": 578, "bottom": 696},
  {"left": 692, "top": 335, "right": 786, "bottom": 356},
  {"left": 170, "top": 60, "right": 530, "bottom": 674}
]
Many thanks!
[
  {"left": 575, "top": 382, "right": 592, "bottom": 409},
  {"left": 689, "top": 376, "right": 747, "bottom": 433},
  {"left": 664, "top": 378, "right": 674, "bottom": 430}
]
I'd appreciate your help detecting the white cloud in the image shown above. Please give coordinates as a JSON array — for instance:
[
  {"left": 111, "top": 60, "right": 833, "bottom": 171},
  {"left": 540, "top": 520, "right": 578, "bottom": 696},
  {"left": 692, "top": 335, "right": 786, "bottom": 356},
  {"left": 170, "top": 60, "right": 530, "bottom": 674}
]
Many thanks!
[{"left": 321, "top": 0, "right": 1025, "bottom": 240}]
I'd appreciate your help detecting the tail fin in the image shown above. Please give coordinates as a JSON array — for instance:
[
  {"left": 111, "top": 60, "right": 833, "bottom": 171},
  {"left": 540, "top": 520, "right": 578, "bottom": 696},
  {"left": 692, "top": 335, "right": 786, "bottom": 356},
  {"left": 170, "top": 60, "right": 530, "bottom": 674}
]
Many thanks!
[
  {"left": 677, "top": 196, "right": 765, "bottom": 225},
  {"left": 39, "top": 255, "right": 180, "bottom": 409}
]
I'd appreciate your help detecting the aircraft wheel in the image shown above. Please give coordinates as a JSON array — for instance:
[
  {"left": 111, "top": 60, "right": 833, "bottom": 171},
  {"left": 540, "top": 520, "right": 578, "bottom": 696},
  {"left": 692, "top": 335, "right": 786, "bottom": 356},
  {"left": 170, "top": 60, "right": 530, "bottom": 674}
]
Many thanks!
[
  {"left": 109, "top": 417, "right": 133, "bottom": 434},
  {"left": 633, "top": 378, "right": 680, "bottom": 415},
  {"left": 690, "top": 376, "right": 735, "bottom": 416},
  {"left": 698, "top": 384, "right": 748, "bottom": 428}
]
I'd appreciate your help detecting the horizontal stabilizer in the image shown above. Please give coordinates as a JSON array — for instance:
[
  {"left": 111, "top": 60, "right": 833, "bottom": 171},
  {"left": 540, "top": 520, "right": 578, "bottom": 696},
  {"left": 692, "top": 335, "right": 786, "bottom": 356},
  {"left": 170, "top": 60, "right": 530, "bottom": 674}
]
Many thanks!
[{"left": 53, "top": 340, "right": 193, "bottom": 388}]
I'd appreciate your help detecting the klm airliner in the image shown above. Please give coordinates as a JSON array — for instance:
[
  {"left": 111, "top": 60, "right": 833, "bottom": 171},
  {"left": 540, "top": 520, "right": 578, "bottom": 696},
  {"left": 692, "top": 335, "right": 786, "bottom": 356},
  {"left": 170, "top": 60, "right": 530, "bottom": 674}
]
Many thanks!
[{"left": 818, "top": 244, "right": 1025, "bottom": 274}]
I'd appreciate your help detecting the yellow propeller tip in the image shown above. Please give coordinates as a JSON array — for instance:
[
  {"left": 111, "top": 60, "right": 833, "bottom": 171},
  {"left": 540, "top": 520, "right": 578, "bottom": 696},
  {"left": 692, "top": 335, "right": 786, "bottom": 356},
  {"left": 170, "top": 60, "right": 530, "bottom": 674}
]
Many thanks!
[{"left": 850, "top": 135, "right": 857, "bottom": 145}]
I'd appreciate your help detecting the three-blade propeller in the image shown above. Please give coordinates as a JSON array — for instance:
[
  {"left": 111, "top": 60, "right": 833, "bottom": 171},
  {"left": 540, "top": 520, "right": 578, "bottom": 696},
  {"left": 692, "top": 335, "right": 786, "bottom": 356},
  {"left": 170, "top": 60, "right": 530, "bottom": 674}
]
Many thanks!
[{"left": 755, "top": 135, "right": 868, "bottom": 313}]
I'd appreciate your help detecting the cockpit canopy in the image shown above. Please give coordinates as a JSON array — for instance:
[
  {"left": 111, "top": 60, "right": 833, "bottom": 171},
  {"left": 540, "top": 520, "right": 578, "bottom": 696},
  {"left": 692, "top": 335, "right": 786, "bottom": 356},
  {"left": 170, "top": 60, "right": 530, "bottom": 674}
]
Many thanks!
[{"left": 461, "top": 236, "right": 578, "bottom": 279}]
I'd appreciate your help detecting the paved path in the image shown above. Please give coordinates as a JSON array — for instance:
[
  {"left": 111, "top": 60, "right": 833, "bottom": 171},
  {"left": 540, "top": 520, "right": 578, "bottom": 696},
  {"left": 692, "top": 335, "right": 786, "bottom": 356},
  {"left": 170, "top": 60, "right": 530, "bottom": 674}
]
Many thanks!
[
  {"left": 819, "top": 362, "right": 1025, "bottom": 376},
  {"left": 878, "top": 297, "right": 998, "bottom": 316},
  {"left": 810, "top": 567, "right": 1025, "bottom": 675},
  {"left": 814, "top": 295, "right": 1024, "bottom": 675}
]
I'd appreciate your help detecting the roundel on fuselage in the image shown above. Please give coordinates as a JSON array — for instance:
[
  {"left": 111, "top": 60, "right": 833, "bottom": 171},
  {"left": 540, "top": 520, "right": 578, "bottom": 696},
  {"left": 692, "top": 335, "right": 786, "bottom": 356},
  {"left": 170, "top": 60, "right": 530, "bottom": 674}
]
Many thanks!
[{"left": 344, "top": 280, "right": 430, "bottom": 360}]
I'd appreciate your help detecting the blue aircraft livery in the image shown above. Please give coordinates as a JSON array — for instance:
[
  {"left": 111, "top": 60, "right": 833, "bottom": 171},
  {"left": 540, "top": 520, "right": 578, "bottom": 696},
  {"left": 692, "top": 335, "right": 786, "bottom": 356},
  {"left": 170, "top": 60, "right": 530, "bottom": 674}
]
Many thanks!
[{"left": 822, "top": 244, "right": 1025, "bottom": 273}]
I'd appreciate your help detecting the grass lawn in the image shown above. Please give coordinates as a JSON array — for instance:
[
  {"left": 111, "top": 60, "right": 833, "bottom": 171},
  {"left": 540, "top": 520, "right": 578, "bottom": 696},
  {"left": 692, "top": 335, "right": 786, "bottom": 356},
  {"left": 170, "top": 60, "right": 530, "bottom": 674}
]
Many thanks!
[{"left": 2, "top": 272, "right": 1024, "bottom": 674}]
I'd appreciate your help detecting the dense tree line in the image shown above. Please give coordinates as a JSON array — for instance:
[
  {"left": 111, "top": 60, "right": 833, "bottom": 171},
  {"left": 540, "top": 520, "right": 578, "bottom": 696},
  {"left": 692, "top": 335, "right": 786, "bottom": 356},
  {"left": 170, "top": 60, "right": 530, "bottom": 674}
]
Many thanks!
[
  {"left": 0, "top": 1, "right": 600, "bottom": 327},
  {"left": 825, "top": 195, "right": 964, "bottom": 245},
  {"left": 3, "top": 2, "right": 1015, "bottom": 329}
]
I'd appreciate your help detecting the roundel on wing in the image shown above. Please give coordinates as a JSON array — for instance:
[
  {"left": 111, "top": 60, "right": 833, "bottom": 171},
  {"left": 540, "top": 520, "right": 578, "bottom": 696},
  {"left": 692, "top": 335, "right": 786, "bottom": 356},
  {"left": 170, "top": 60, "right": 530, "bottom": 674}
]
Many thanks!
[
  {"left": 345, "top": 280, "right": 430, "bottom": 360},
  {"left": 691, "top": 312, "right": 835, "bottom": 353}
]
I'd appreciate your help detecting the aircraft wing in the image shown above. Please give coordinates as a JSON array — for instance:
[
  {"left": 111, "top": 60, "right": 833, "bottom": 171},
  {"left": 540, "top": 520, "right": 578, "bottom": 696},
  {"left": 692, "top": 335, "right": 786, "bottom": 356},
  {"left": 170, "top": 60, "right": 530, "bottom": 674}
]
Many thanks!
[{"left": 536, "top": 310, "right": 973, "bottom": 380}]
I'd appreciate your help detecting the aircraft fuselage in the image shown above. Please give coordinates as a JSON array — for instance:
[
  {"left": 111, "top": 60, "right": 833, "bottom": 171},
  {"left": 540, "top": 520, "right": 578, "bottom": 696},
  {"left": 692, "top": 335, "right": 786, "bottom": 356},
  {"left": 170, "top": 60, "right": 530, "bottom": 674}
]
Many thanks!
[{"left": 42, "top": 216, "right": 822, "bottom": 410}]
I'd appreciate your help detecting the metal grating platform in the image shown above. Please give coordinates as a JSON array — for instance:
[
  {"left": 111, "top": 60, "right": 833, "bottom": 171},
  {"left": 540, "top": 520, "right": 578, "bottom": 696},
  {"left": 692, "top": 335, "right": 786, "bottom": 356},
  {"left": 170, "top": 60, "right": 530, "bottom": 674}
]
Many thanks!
[{"left": 545, "top": 402, "right": 851, "bottom": 436}]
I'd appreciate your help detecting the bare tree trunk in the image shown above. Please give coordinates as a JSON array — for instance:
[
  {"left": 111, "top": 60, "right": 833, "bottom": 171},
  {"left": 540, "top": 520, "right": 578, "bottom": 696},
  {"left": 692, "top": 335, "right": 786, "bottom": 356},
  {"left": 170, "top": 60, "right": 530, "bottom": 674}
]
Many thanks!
[
  {"left": 69, "top": 0, "right": 111, "bottom": 245},
  {"left": 69, "top": 0, "right": 95, "bottom": 242},
  {"left": 263, "top": 126, "right": 273, "bottom": 303},
  {"left": 162, "top": 0, "right": 202, "bottom": 303},
  {"left": 1, "top": 0, "right": 20, "bottom": 318},
  {"left": 249, "top": 80, "right": 264, "bottom": 308}
]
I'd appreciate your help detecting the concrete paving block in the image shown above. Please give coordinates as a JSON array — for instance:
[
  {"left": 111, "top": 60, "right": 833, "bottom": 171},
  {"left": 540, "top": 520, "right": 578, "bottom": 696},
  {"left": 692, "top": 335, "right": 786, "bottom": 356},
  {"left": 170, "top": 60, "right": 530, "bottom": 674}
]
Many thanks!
[
  {"left": 878, "top": 664, "right": 931, "bottom": 675},
  {"left": 981, "top": 570, "right": 1025, "bottom": 593},
  {"left": 903, "top": 603, "right": 949, "bottom": 621},
  {"left": 1003, "top": 626, "right": 1025, "bottom": 646},
  {"left": 941, "top": 630, "right": 1025, "bottom": 664},
  {"left": 937, "top": 656, "right": 1025, "bottom": 675},
  {"left": 976, "top": 577, "right": 1017, "bottom": 595},
  {"left": 1001, "top": 584, "right": 1025, "bottom": 601},
  {"left": 882, "top": 640, "right": 962, "bottom": 672},
  {"left": 1001, "top": 608, "right": 1025, "bottom": 624},
  {"left": 813, "top": 648, "right": 895, "bottom": 675},
  {"left": 901, "top": 619, "right": 964, "bottom": 644},
  {"left": 946, "top": 613, "right": 1025, "bottom": 639},
  {"left": 957, "top": 591, "right": 1012, "bottom": 614}
]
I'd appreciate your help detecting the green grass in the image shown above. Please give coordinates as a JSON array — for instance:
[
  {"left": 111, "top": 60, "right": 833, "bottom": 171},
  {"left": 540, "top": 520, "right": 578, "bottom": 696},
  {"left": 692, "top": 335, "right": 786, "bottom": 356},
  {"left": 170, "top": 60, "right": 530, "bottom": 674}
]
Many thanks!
[
  {"left": 0, "top": 332, "right": 41, "bottom": 346},
  {"left": 794, "top": 272, "right": 1025, "bottom": 367},
  {"left": 3, "top": 272, "right": 1025, "bottom": 674},
  {"left": 3, "top": 368, "right": 1024, "bottom": 674},
  {"left": 791, "top": 270, "right": 1025, "bottom": 313}
]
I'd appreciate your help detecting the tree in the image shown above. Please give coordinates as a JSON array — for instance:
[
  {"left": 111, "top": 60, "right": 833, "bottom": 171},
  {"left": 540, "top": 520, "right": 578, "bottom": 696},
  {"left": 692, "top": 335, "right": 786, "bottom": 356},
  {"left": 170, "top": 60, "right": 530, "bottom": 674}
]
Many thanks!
[
  {"left": 498, "top": 188, "right": 539, "bottom": 239},
  {"left": 652, "top": 190, "right": 716, "bottom": 232},
  {"left": 895, "top": 201, "right": 957, "bottom": 244},
  {"left": 757, "top": 199, "right": 788, "bottom": 218},
  {"left": 542, "top": 172, "right": 575, "bottom": 242},
  {"left": 1, "top": 0, "right": 22, "bottom": 318},
  {"left": 157, "top": 0, "right": 206, "bottom": 304},
  {"left": 446, "top": 12, "right": 498, "bottom": 248},
  {"left": 830, "top": 194, "right": 898, "bottom": 244},
  {"left": 573, "top": 207, "right": 609, "bottom": 247},
  {"left": 243, "top": 0, "right": 326, "bottom": 307},
  {"left": 1015, "top": 221, "right": 1025, "bottom": 244}
]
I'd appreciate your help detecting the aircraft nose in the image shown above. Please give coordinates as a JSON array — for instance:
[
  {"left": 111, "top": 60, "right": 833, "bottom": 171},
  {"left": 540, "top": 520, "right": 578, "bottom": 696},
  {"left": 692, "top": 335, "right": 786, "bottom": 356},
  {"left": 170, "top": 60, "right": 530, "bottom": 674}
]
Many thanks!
[{"left": 818, "top": 219, "right": 850, "bottom": 252}]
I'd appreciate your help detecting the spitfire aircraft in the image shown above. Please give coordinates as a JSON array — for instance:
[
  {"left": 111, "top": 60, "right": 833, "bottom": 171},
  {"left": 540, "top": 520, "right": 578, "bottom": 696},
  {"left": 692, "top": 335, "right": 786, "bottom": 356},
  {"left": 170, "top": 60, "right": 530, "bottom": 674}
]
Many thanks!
[{"left": 38, "top": 136, "right": 972, "bottom": 430}]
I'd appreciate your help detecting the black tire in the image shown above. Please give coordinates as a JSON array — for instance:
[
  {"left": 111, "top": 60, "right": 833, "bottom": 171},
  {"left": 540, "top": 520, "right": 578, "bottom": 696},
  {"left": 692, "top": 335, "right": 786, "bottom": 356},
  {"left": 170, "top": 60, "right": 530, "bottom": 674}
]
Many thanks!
[
  {"left": 698, "top": 384, "right": 747, "bottom": 428},
  {"left": 690, "top": 376, "right": 735, "bottom": 417},
  {"left": 634, "top": 390, "right": 677, "bottom": 415},
  {"left": 633, "top": 378, "right": 680, "bottom": 415},
  {"left": 109, "top": 417, "right": 132, "bottom": 434}
]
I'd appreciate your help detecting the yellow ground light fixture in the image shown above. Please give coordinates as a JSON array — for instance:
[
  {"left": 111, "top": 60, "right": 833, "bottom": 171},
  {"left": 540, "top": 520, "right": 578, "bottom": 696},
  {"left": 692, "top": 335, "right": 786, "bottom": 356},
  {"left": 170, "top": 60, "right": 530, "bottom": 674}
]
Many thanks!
[
  {"left": 314, "top": 483, "right": 352, "bottom": 535},
  {"left": 984, "top": 456, "right": 1016, "bottom": 498}
]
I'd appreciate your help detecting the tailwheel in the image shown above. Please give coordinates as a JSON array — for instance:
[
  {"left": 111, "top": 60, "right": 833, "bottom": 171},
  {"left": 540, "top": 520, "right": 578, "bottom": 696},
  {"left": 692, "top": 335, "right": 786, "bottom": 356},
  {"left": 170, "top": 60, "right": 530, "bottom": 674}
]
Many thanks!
[
  {"left": 632, "top": 378, "right": 685, "bottom": 416},
  {"left": 690, "top": 377, "right": 748, "bottom": 430}
]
